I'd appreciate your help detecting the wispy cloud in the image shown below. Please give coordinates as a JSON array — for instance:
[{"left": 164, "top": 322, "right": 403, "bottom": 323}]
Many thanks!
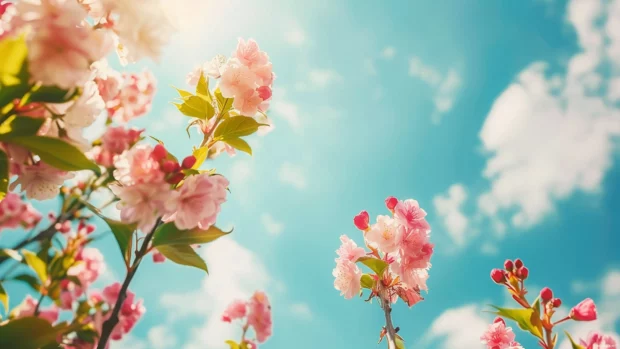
[
  {"left": 381, "top": 46, "right": 396, "bottom": 60},
  {"left": 433, "top": 184, "right": 469, "bottom": 247},
  {"left": 147, "top": 325, "right": 177, "bottom": 349},
  {"left": 408, "top": 57, "right": 462, "bottom": 122},
  {"left": 290, "top": 302, "right": 313, "bottom": 320},
  {"left": 285, "top": 28, "right": 306, "bottom": 46},
  {"left": 261, "top": 213, "right": 284, "bottom": 236},
  {"left": 307, "top": 69, "right": 343, "bottom": 88},
  {"left": 425, "top": 304, "right": 490, "bottom": 349},
  {"left": 278, "top": 163, "right": 307, "bottom": 190}
]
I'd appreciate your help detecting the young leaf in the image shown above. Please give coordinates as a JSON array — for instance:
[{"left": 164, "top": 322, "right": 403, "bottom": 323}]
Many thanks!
[
  {"left": 83, "top": 202, "right": 136, "bottom": 263},
  {"left": 360, "top": 274, "right": 375, "bottom": 289},
  {"left": 222, "top": 137, "right": 252, "bottom": 155},
  {"left": 0, "top": 35, "right": 28, "bottom": 85},
  {"left": 155, "top": 245, "right": 208, "bottom": 273},
  {"left": 174, "top": 95, "right": 215, "bottom": 120},
  {"left": 22, "top": 249, "right": 48, "bottom": 283},
  {"left": 357, "top": 256, "right": 389, "bottom": 277},
  {"left": 225, "top": 340, "right": 240, "bottom": 349},
  {"left": 0, "top": 316, "right": 61, "bottom": 349},
  {"left": 192, "top": 146, "right": 208, "bottom": 169},
  {"left": 152, "top": 222, "right": 230, "bottom": 247},
  {"left": 214, "top": 116, "right": 262, "bottom": 140},
  {"left": 149, "top": 135, "right": 165, "bottom": 145},
  {"left": 214, "top": 88, "right": 233, "bottom": 115},
  {"left": 196, "top": 71, "right": 210, "bottom": 98},
  {"left": 395, "top": 337, "right": 406, "bottom": 349},
  {"left": 0, "top": 282, "right": 7, "bottom": 312},
  {"left": 0, "top": 149, "right": 8, "bottom": 200},
  {"left": 490, "top": 305, "right": 543, "bottom": 339},
  {"left": 6, "top": 136, "right": 100, "bottom": 174},
  {"left": 28, "top": 85, "right": 77, "bottom": 104},
  {"left": 173, "top": 87, "right": 193, "bottom": 99},
  {"left": 0, "top": 83, "right": 30, "bottom": 110},
  {"left": 565, "top": 331, "right": 586, "bottom": 349},
  {"left": 0, "top": 115, "right": 45, "bottom": 138}
]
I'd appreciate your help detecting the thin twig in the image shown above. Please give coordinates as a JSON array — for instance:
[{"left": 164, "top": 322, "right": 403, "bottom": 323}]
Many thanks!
[
  {"left": 379, "top": 284, "right": 397, "bottom": 349},
  {"left": 33, "top": 293, "right": 45, "bottom": 316}
]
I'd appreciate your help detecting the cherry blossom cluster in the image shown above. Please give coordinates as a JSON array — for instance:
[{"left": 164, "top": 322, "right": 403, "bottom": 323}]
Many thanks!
[
  {"left": 0, "top": 192, "right": 41, "bottom": 230},
  {"left": 484, "top": 258, "right": 616, "bottom": 349},
  {"left": 222, "top": 291, "right": 273, "bottom": 349}
]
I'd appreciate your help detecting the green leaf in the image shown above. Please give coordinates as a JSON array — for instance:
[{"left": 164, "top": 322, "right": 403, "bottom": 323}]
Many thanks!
[
  {"left": 155, "top": 244, "right": 208, "bottom": 273},
  {"left": 360, "top": 274, "right": 375, "bottom": 289},
  {"left": 28, "top": 85, "right": 77, "bottom": 104},
  {"left": 225, "top": 340, "right": 240, "bottom": 349},
  {"left": 13, "top": 273, "right": 41, "bottom": 292},
  {"left": 0, "top": 150, "right": 8, "bottom": 200},
  {"left": 83, "top": 202, "right": 136, "bottom": 263},
  {"left": 395, "top": 337, "right": 406, "bottom": 349},
  {"left": 214, "top": 116, "right": 263, "bottom": 140},
  {"left": 565, "top": 332, "right": 586, "bottom": 349},
  {"left": 0, "top": 35, "right": 28, "bottom": 85},
  {"left": 0, "top": 316, "right": 61, "bottom": 349},
  {"left": 196, "top": 71, "right": 210, "bottom": 98},
  {"left": 0, "top": 83, "right": 29, "bottom": 110},
  {"left": 6, "top": 136, "right": 100, "bottom": 174},
  {"left": 214, "top": 88, "right": 233, "bottom": 115},
  {"left": 0, "top": 249, "right": 22, "bottom": 262},
  {"left": 357, "top": 256, "right": 389, "bottom": 277},
  {"left": 0, "top": 282, "right": 7, "bottom": 313},
  {"left": 22, "top": 249, "right": 48, "bottom": 283},
  {"left": 174, "top": 87, "right": 193, "bottom": 99},
  {"left": 491, "top": 305, "right": 543, "bottom": 339},
  {"left": 152, "top": 222, "right": 230, "bottom": 247},
  {"left": 174, "top": 95, "right": 215, "bottom": 120},
  {"left": 0, "top": 115, "right": 45, "bottom": 137},
  {"left": 222, "top": 137, "right": 252, "bottom": 155},
  {"left": 531, "top": 295, "right": 541, "bottom": 316},
  {"left": 192, "top": 146, "right": 208, "bottom": 169}
]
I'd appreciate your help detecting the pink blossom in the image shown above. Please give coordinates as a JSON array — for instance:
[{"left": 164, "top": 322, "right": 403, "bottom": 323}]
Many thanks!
[
  {"left": 395, "top": 285, "right": 423, "bottom": 307},
  {"left": 12, "top": 295, "right": 59, "bottom": 324},
  {"left": 164, "top": 173, "right": 228, "bottom": 230},
  {"left": 0, "top": 192, "right": 42, "bottom": 230},
  {"left": 102, "top": 126, "right": 143, "bottom": 154},
  {"left": 257, "top": 86, "right": 272, "bottom": 101},
  {"left": 15, "top": 0, "right": 113, "bottom": 88},
  {"left": 108, "top": 70, "right": 156, "bottom": 123},
  {"left": 247, "top": 291, "right": 272, "bottom": 343},
  {"left": 113, "top": 144, "right": 164, "bottom": 185},
  {"left": 205, "top": 55, "right": 227, "bottom": 79},
  {"left": 110, "top": 182, "right": 177, "bottom": 233},
  {"left": 234, "top": 38, "right": 269, "bottom": 68},
  {"left": 152, "top": 250, "right": 166, "bottom": 263},
  {"left": 233, "top": 88, "right": 263, "bottom": 116},
  {"left": 64, "top": 81, "right": 105, "bottom": 128},
  {"left": 252, "top": 63, "right": 274, "bottom": 86},
  {"left": 335, "top": 235, "right": 365, "bottom": 262},
  {"left": 0, "top": 1, "right": 15, "bottom": 40},
  {"left": 390, "top": 260, "right": 429, "bottom": 291},
  {"left": 332, "top": 259, "right": 362, "bottom": 299},
  {"left": 208, "top": 141, "right": 237, "bottom": 159},
  {"left": 366, "top": 215, "right": 401, "bottom": 254},
  {"left": 10, "top": 162, "right": 74, "bottom": 200},
  {"left": 186, "top": 66, "right": 202, "bottom": 86},
  {"left": 398, "top": 227, "right": 433, "bottom": 270},
  {"left": 221, "top": 300, "right": 247, "bottom": 323},
  {"left": 93, "top": 61, "right": 124, "bottom": 103},
  {"left": 219, "top": 61, "right": 256, "bottom": 99},
  {"left": 68, "top": 247, "right": 106, "bottom": 288},
  {"left": 394, "top": 199, "right": 430, "bottom": 231},
  {"left": 102, "top": 283, "right": 145, "bottom": 341},
  {"left": 353, "top": 210, "right": 370, "bottom": 231},
  {"left": 570, "top": 298, "right": 598, "bottom": 321},
  {"left": 579, "top": 331, "right": 617, "bottom": 349},
  {"left": 480, "top": 321, "right": 516, "bottom": 349}
]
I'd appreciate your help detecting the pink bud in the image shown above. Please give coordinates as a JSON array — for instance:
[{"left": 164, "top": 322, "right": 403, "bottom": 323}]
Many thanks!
[
  {"left": 385, "top": 196, "right": 398, "bottom": 210},
  {"left": 514, "top": 258, "right": 523, "bottom": 269},
  {"left": 504, "top": 259, "right": 514, "bottom": 271},
  {"left": 182, "top": 155, "right": 197, "bottom": 169},
  {"left": 85, "top": 224, "right": 96, "bottom": 234},
  {"left": 257, "top": 86, "right": 272, "bottom": 100},
  {"left": 552, "top": 298, "right": 562, "bottom": 308},
  {"left": 569, "top": 298, "right": 597, "bottom": 321},
  {"left": 353, "top": 211, "right": 370, "bottom": 230},
  {"left": 152, "top": 251, "right": 166, "bottom": 263},
  {"left": 162, "top": 160, "right": 177, "bottom": 173},
  {"left": 152, "top": 144, "right": 167, "bottom": 161},
  {"left": 493, "top": 317, "right": 505, "bottom": 325},
  {"left": 540, "top": 287, "right": 553, "bottom": 303},
  {"left": 490, "top": 269, "right": 506, "bottom": 284}
]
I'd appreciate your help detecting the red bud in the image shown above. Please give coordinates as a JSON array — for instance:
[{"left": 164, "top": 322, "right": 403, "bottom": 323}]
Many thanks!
[
  {"left": 490, "top": 269, "right": 506, "bottom": 284},
  {"left": 353, "top": 211, "right": 370, "bottom": 230},
  {"left": 514, "top": 258, "right": 523, "bottom": 269},
  {"left": 540, "top": 287, "right": 553, "bottom": 302},
  {"left": 517, "top": 266, "right": 529, "bottom": 280},
  {"left": 152, "top": 144, "right": 167, "bottom": 161},
  {"left": 385, "top": 196, "right": 398, "bottom": 210},
  {"left": 504, "top": 259, "right": 514, "bottom": 271},
  {"left": 552, "top": 298, "right": 562, "bottom": 308},
  {"left": 182, "top": 155, "right": 197, "bottom": 169},
  {"left": 493, "top": 317, "right": 505, "bottom": 325},
  {"left": 167, "top": 172, "right": 185, "bottom": 185},
  {"left": 162, "top": 160, "right": 177, "bottom": 173}
]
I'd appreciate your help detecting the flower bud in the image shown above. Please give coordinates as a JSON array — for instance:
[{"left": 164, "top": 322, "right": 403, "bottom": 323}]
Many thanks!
[
  {"left": 514, "top": 258, "right": 523, "bottom": 269},
  {"left": 569, "top": 298, "right": 597, "bottom": 321},
  {"left": 353, "top": 211, "right": 370, "bottom": 231},
  {"left": 490, "top": 269, "right": 506, "bottom": 284},
  {"left": 152, "top": 144, "right": 167, "bottom": 161},
  {"left": 493, "top": 317, "right": 505, "bottom": 325},
  {"left": 167, "top": 172, "right": 185, "bottom": 185},
  {"left": 517, "top": 266, "right": 528, "bottom": 280},
  {"left": 552, "top": 298, "right": 562, "bottom": 308},
  {"left": 385, "top": 196, "right": 398, "bottom": 210},
  {"left": 162, "top": 160, "right": 177, "bottom": 173},
  {"left": 504, "top": 259, "right": 514, "bottom": 271},
  {"left": 182, "top": 155, "right": 197, "bottom": 169},
  {"left": 540, "top": 287, "right": 553, "bottom": 302}
]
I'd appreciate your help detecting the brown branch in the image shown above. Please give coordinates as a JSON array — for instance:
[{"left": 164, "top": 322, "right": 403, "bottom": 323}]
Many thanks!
[
  {"left": 379, "top": 284, "right": 397, "bottom": 349},
  {"left": 96, "top": 218, "right": 161, "bottom": 349}
]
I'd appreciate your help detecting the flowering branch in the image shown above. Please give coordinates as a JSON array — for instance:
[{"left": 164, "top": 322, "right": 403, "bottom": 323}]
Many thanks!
[{"left": 379, "top": 291, "right": 397, "bottom": 349}]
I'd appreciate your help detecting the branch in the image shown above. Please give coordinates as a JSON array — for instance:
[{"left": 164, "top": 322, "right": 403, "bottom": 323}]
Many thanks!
[
  {"left": 379, "top": 284, "right": 397, "bottom": 349},
  {"left": 96, "top": 218, "right": 161, "bottom": 349}
]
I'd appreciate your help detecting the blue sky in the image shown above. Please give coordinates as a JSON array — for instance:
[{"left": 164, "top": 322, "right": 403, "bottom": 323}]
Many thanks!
[{"left": 2, "top": 0, "right": 620, "bottom": 348}]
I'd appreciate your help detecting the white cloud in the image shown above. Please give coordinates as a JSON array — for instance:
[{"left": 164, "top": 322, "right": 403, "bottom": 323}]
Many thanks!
[
  {"left": 271, "top": 99, "right": 301, "bottom": 131},
  {"left": 433, "top": 184, "right": 469, "bottom": 247},
  {"left": 148, "top": 325, "right": 177, "bottom": 349},
  {"left": 307, "top": 69, "right": 343, "bottom": 88},
  {"left": 290, "top": 302, "right": 313, "bottom": 320},
  {"left": 480, "top": 242, "right": 499, "bottom": 255},
  {"left": 159, "top": 238, "right": 270, "bottom": 349},
  {"left": 381, "top": 46, "right": 396, "bottom": 59},
  {"left": 427, "top": 304, "right": 490, "bottom": 349},
  {"left": 608, "top": 77, "right": 620, "bottom": 102},
  {"left": 261, "top": 213, "right": 284, "bottom": 236},
  {"left": 152, "top": 108, "right": 185, "bottom": 132},
  {"left": 408, "top": 57, "right": 462, "bottom": 121},
  {"left": 278, "top": 163, "right": 307, "bottom": 190},
  {"left": 285, "top": 28, "right": 306, "bottom": 46},
  {"left": 364, "top": 58, "right": 377, "bottom": 76}
]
